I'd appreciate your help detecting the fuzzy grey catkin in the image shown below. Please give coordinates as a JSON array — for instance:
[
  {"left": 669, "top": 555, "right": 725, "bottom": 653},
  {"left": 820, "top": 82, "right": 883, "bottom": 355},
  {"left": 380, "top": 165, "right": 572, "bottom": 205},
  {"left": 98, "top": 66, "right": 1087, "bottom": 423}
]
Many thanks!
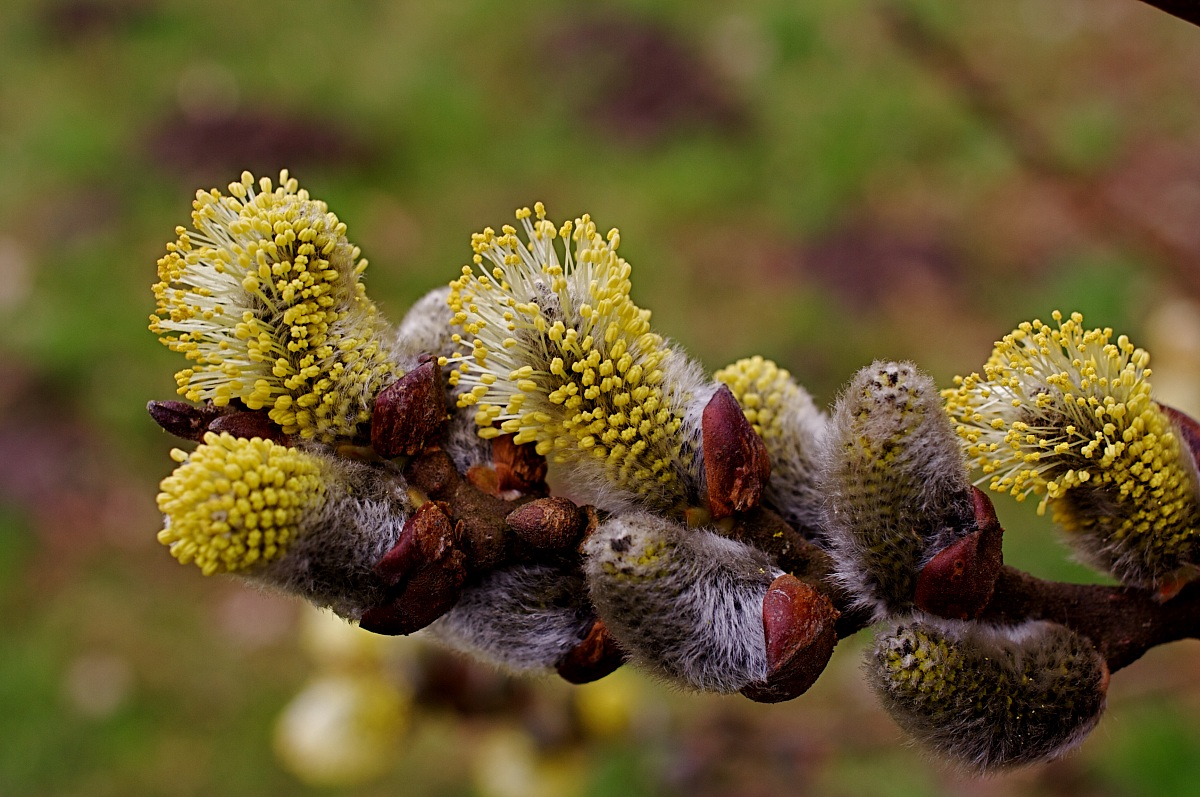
[
  {"left": 423, "top": 564, "right": 595, "bottom": 673},
  {"left": 821, "top": 362, "right": 974, "bottom": 618},
  {"left": 393, "top": 285, "right": 455, "bottom": 365},
  {"left": 869, "top": 618, "right": 1108, "bottom": 772},
  {"left": 583, "top": 511, "right": 778, "bottom": 693},
  {"left": 157, "top": 433, "right": 411, "bottom": 621},
  {"left": 255, "top": 452, "right": 411, "bottom": 620}
]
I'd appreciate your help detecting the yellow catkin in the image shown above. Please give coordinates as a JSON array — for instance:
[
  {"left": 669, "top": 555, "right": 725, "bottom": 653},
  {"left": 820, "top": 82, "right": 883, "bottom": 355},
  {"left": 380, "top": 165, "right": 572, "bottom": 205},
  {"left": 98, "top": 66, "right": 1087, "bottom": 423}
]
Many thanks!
[
  {"left": 156, "top": 432, "right": 326, "bottom": 575},
  {"left": 444, "top": 203, "right": 690, "bottom": 507},
  {"left": 943, "top": 310, "right": 1200, "bottom": 585},
  {"left": 149, "top": 170, "right": 397, "bottom": 442},
  {"left": 714, "top": 355, "right": 797, "bottom": 445}
]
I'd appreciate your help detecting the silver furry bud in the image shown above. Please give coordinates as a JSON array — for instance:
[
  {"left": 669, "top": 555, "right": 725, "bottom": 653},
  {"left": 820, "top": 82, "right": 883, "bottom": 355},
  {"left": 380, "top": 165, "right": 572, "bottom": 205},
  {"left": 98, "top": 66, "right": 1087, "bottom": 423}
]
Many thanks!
[
  {"left": 869, "top": 618, "right": 1108, "bottom": 772},
  {"left": 583, "top": 512, "right": 778, "bottom": 692},
  {"left": 821, "top": 362, "right": 974, "bottom": 619},
  {"left": 423, "top": 564, "right": 595, "bottom": 673}
]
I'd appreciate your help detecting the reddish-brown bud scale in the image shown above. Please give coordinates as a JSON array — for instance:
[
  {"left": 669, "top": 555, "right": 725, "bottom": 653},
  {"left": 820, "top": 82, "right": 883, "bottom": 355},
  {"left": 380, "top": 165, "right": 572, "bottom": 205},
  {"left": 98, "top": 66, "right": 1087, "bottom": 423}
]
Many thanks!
[
  {"left": 741, "top": 574, "right": 838, "bottom": 703},
  {"left": 147, "top": 400, "right": 224, "bottom": 441},
  {"left": 491, "top": 434, "right": 549, "bottom": 494},
  {"left": 914, "top": 487, "right": 1005, "bottom": 620},
  {"left": 703, "top": 385, "right": 772, "bottom": 519},
  {"left": 371, "top": 360, "right": 448, "bottom": 458},
  {"left": 359, "top": 547, "right": 467, "bottom": 635},
  {"left": 506, "top": 497, "right": 588, "bottom": 551},
  {"left": 207, "top": 410, "right": 289, "bottom": 444},
  {"left": 364, "top": 501, "right": 468, "bottom": 635},
  {"left": 374, "top": 501, "right": 461, "bottom": 587},
  {"left": 555, "top": 618, "right": 627, "bottom": 684}
]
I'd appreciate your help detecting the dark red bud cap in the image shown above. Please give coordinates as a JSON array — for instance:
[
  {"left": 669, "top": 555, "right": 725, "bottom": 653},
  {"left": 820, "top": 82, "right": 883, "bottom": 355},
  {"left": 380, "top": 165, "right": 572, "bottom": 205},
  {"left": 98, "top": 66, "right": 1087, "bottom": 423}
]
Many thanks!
[
  {"left": 374, "top": 501, "right": 461, "bottom": 587},
  {"left": 914, "top": 486, "right": 1004, "bottom": 620},
  {"left": 371, "top": 360, "right": 448, "bottom": 458},
  {"left": 147, "top": 400, "right": 221, "bottom": 441},
  {"left": 207, "top": 411, "right": 288, "bottom": 444},
  {"left": 703, "top": 385, "right": 771, "bottom": 519},
  {"left": 741, "top": 574, "right": 838, "bottom": 703},
  {"left": 556, "top": 618, "right": 626, "bottom": 684},
  {"left": 359, "top": 547, "right": 467, "bottom": 636}
]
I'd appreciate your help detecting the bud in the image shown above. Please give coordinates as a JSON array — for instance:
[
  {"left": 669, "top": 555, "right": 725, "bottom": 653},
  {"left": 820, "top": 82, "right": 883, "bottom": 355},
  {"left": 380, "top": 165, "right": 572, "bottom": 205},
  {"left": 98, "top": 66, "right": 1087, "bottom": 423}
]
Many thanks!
[
  {"left": 944, "top": 311, "right": 1200, "bottom": 590},
  {"left": 869, "top": 618, "right": 1108, "bottom": 772},
  {"left": 208, "top": 409, "right": 290, "bottom": 444},
  {"left": 555, "top": 618, "right": 626, "bottom": 685},
  {"left": 146, "top": 400, "right": 223, "bottom": 442},
  {"left": 506, "top": 497, "right": 588, "bottom": 551},
  {"left": 913, "top": 487, "right": 1004, "bottom": 620},
  {"left": 821, "top": 362, "right": 977, "bottom": 619},
  {"left": 701, "top": 384, "right": 771, "bottom": 519},
  {"left": 583, "top": 511, "right": 778, "bottom": 693},
  {"left": 371, "top": 359, "right": 448, "bottom": 458},
  {"left": 740, "top": 573, "right": 838, "bottom": 703},
  {"left": 714, "top": 356, "right": 828, "bottom": 533}
]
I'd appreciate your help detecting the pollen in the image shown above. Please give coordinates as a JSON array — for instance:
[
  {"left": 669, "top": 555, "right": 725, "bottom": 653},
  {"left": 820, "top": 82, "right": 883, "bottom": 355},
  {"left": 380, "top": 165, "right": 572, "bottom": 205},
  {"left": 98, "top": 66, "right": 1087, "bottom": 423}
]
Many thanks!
[
  {"left": 944, "top": 310, "right": 1200, "bottom": 587},
  {"left": 156, "top": 432, "right": 326, "bottom": 575},
  {"left": 149, "top": 171, "right": 398, "bottom": 443},
  {"left": 714, "top": 356, "right": 796, "bottom": 444},
  {"left": 446, "top": 204, "right": 693, "bottom": 509}
]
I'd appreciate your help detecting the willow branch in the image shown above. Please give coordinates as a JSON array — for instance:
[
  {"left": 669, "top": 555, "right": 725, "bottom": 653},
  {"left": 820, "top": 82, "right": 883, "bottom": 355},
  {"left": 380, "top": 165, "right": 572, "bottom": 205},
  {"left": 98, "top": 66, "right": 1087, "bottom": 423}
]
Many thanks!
[
  {"left": 1135, "top": 1, "right": 1200, "bottom": 28},
  {"left": 399, "top": 445, "right": 1200, "bottom": 675}
]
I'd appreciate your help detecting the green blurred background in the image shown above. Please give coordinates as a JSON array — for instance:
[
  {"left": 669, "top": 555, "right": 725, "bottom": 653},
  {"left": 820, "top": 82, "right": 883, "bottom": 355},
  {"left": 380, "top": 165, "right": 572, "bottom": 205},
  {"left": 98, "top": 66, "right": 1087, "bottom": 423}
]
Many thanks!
[{"left": 4, "top": 0, "right": 1200, "bottom": 794}]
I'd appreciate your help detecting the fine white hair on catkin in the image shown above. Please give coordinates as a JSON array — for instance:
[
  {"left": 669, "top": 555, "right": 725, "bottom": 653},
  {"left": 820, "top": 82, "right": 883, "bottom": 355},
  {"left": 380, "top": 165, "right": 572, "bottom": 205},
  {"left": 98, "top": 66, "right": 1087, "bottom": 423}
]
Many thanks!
[
  {"left": 820, "top": 361, "right": 974, "bottom": 619},
  {"left": 423, "top": 564, "right": 595, "bottom": 674},
  {"left": 392, "top": 285, "right": 455, "bottom": 364},
  {"left": 583, "top": 511, "right": 778, "bottom": 693},
  {"left": 868, "top": 617, "right": 1108, "bottom": 773},
  {"left": 256, "top": 453, "right": 411, "bottom": 621}
]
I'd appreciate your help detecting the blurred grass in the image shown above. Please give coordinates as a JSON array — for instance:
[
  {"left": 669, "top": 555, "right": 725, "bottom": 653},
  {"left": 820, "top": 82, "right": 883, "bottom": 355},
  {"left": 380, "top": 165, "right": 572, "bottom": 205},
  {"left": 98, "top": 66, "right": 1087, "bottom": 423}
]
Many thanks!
[{"left": 4, "top": 0, "right": 1200, "bottom": 794}]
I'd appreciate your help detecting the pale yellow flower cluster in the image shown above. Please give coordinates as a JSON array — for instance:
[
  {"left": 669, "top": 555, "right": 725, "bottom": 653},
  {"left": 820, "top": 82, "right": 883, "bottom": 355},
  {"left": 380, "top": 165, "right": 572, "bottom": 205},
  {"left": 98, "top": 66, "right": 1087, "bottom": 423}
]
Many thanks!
[
  {"left": 443, "top": 203, "right": 699, "bottom": 510},
  {"left": 150, "top": 171, "right": 396, "bottom": 442},
  {"left": 944, "top": 311, "right": 1200, "bottom": 587},
  {"left": 714, "top": 356, "right": 801, "bottom": 445},
  {"left": 156, "top": 432, "right": 326, "bottom": 575}
]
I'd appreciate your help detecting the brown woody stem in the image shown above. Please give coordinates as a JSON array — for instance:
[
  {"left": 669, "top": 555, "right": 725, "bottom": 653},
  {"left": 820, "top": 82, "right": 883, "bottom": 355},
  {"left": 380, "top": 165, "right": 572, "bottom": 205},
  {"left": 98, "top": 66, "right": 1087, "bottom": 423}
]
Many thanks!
[
  {"left": 397, "top": 453, "right": 1200, "bottom": 673},
  {"left": 1135, "top": 1, "right": 1200, "bottom": 28}
]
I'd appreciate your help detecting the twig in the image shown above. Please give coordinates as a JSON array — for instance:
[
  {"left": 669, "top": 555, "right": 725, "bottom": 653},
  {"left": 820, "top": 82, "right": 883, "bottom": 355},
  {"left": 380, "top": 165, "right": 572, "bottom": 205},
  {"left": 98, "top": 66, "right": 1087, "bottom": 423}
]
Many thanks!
[
  {"left": 401, "top": 447, "right": 1200, "bottom": 675},
  {"left": 1136, "top": 1, "right": 1200, "bottom": 28}
]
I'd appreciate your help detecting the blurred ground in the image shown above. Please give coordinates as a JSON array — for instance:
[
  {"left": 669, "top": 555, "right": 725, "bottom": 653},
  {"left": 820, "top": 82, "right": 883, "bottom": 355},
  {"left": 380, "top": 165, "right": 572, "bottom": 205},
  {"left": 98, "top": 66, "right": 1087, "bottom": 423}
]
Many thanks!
[{"left": 4, "top": 0, "right": 1200, "bottom": 794}]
